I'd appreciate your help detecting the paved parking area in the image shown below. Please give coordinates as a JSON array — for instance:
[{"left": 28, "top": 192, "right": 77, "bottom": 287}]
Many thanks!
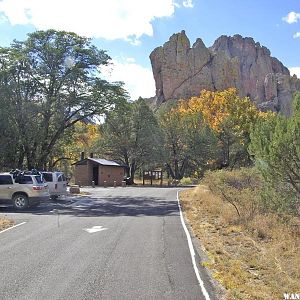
[{"left": 0, "top": 187, "right": 216, "bottom": 300}]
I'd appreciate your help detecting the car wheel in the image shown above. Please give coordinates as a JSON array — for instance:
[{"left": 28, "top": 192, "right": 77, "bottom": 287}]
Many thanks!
[
  {"left": 50, "top": 195, "right": 58, "bottom": 201},
  {"left": 12, "top": 194, "right": 29, "bottom": 210}
]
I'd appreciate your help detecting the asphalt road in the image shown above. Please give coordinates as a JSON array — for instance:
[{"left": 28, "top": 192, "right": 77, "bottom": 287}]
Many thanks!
[{"left": 0, "top": 187, "right": 216, "bottom": 300}]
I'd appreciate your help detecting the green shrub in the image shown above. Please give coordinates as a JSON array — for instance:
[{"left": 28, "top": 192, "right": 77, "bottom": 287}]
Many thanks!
[
  {"left": 180, "top": 177, "right": 200, "bottom": 185},
  {"left": 249, "top": 92, "right": 300, "bottom": 215}
]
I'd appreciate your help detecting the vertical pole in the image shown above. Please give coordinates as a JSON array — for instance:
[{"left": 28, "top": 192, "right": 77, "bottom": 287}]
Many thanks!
[
  {"left": 150, "top": 171, "right": 153, "bottom": 186},
  {"left": 160, "top": 171, "right": 163, "bottom": 187},
  {"left": 143, "top": 171, "right": 145, "bottom": 186}
]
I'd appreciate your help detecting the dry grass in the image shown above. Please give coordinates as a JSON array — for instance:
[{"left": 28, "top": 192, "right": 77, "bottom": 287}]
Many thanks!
[
  {"left": 180, "top": 184, "right": 300, "bottom": 299},
  {"left": 133, "top": 178, "right": 173, "bottom": 186},
  {"left": 0, "top": 217, "right": 14, "bottom": 231},
  {"left": 134, "top": 177, "right": 197, "bottom": 186}
]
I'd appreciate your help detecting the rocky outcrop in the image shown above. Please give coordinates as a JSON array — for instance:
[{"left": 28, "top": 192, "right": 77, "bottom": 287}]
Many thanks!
[{"left": 150, "top": 31, "right": 300, "bottom": 115}]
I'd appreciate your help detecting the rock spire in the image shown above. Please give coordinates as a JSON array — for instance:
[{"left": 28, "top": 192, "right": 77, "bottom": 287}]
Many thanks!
[{"left": 150, "top": 30, "right": 300, "bottom": 114}]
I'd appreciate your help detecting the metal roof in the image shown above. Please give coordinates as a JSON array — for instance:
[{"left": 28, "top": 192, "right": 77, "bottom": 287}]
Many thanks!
[{"left": 87, "top": 158, "right": 123, "bottom": 167}]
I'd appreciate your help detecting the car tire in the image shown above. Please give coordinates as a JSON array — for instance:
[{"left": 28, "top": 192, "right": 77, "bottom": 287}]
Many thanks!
[
  {"left": 12, "top": 193, "right": 29, "bottom": 210},
  {"left": 50, "top": 195, "right": 58, "bottom": 201}
]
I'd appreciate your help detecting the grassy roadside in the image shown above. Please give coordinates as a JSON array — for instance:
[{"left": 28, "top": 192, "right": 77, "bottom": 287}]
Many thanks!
[
  {"left": 180, "top": 169, "right": 300, "bottom": 300},
  {"left": 0, "top": 217, "right": 14, "bottom": 231}
]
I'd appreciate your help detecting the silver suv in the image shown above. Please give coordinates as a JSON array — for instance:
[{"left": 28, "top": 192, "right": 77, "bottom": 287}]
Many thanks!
[
  {"left": 0, "top": 172, "right": 50, "bottom": 210},
  {"left": 42, "top": 171, "right": 67, "bottom": 200}
]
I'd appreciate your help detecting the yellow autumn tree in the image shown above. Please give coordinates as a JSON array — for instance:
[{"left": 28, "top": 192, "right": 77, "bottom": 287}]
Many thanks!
[
  {"left": 158, "top": 100, "right": 220, "bottom": 179},
  {"left": 72, "top": 122, "right": 101, "bottom": 155},
  {"left": 48, "top": 121, "right": 100, "bottom": 173},
  {"left": 176, "top": 88, "right": 273, "bottom": 168}
]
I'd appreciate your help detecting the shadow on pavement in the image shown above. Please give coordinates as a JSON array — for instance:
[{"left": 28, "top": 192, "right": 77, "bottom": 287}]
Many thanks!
[{"left": 0, "top": 196, "right": 179, "bottom": 217}]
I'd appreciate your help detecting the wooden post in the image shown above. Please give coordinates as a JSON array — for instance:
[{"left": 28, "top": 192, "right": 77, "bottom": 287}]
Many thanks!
[
  {"left": 160, "top": 171, "right": 163, "bottom": 187},
  {"left": 150, "top": 171, "right": 153, "bottom": 186},
  {"left": 143, "top": 171, "right": 145, "bottom": 186}
]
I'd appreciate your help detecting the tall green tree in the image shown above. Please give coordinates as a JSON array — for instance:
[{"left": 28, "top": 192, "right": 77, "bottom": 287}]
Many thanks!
[
  {"left": 249, "top": 92, "right": 300, "bottom": 213},
  {"left": 98, "top": 98, "right": 164, "bottom": 183},
  {"left": 158, "top": 101, "right": 219, "bottom": 180},
  {"left": 0, "top": 29, "right": 127, "bottom": 169},
  {"left": 0, "top": 96, "right": 20, "bottom": 169}
]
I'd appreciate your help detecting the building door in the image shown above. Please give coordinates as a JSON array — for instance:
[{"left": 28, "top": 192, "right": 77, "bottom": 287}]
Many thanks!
[{"left": 92, "top": 166, "right": 99, "bottom": 185}]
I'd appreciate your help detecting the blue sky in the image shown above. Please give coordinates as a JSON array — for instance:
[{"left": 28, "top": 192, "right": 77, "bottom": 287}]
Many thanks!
[{"left": 0, "top": 0, "right": 299, "bottom": 100}]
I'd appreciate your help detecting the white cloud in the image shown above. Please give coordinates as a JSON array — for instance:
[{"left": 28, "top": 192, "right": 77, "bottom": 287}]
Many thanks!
[
  {"left": 0, "top": 13, "right": 8, "bottom": 24},
  {"left": 293, "top": 32, "right": 300, "bottom": 38},
  {"left": 101, "top": 59, "right": 155, "bottom": 100},
  {"left": 183, "top": 0, "right": 194, "bottom": 8},
  {"left": 0, "top": 0, "right": 193, "bottom": 44},
  {"left": 289, "top": 67, "right": 300, "bottom": 78},
  {"left": 282, "top": 11, "right": 300, "bottom": 24},
  {"left": 125, "top": 57, "right": 136, "bottom": 63}
]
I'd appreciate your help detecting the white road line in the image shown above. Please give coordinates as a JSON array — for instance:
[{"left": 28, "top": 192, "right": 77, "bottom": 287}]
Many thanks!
[
  {"left": 0, "top": 221, "right": 27, "bottom": 234},
  {"left": 177, "top": 191, "right": 211, "bottom": 300},
  {"left": 83, "top": 225, "right": 108, "bottom": 233}
]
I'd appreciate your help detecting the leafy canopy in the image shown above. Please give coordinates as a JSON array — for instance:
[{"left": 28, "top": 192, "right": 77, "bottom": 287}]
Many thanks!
[
  {"left": 97, "top": 97, "right": 164, "bottom": 183},
  {"left": 158, "top": 99, "right": 219, "bottom": 179},
  {"left": 249, "top": 92, "right": 300, "bottom": 213},
  {"left": 0, "top": 29, "right": 128, "bottom": 169},
  {"left": 175, "top": 88, "right": 272, "bottom": 168}
]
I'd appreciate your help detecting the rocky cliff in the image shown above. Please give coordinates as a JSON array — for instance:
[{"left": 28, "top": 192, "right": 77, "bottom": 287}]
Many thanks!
[{"left": 150, "top": 30, "right": 300, "bottom": 114}]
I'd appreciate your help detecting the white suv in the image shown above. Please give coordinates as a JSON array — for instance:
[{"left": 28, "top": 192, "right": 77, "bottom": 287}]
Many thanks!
[
  {"left": 0, "top": 172, "right": 50, "bottom": 210},
  {"left": 42, "top": 172, "right": 67, "bottom": 200}
]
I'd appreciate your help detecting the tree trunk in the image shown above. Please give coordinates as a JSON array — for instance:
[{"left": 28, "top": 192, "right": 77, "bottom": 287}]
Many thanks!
[
  {"left": 26, "top": 152, "right": 36, "bottom": 170},
  {"left": 178, "top": 157, "right": 188, "bottom": 180},
  {"left": 17, "top": 147, "right": 25, "bottom": 169},
  {"left": 165, "top": 163, "right": 175, "bottom": 179},
  {"left": 128, "top": 160, "right": 136, "bottom": 184},
  {"left": 174, "top": 159, "right": 179, "bottom": 179},
  {"left": 124, "top": 153, "right": 130, "bottom": 178}
]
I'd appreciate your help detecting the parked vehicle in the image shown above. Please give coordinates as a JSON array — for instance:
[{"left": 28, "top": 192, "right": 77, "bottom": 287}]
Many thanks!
[
  {"left": 42, "top": 171, "right": 67, "bottom": 200},
  {"left": 0, "top": 171, "right": 50, "bottom": 210}
]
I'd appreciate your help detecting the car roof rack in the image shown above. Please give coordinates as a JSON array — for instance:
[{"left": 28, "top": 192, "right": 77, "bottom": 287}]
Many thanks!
[{"left": 9, "top": 169, "right": 42, "bottom": 179}]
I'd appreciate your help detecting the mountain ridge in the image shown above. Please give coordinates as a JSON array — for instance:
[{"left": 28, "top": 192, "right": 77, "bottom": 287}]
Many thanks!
[{"left": 150, "top": 30, "right": 300, "bottom": 115}]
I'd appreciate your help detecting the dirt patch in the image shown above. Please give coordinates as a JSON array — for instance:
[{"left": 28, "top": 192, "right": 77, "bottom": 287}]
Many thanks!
[
  {"left": 0, "top": 217, "right": 14, "bottom": 231},
  {"left": 180, "top": 185, "right": 300, "bottom": 300}
]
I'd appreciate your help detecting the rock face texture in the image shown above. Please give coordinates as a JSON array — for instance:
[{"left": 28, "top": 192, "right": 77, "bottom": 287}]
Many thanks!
[{"left": 150, "top": 31, "right": 300, "bottom": 114}]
